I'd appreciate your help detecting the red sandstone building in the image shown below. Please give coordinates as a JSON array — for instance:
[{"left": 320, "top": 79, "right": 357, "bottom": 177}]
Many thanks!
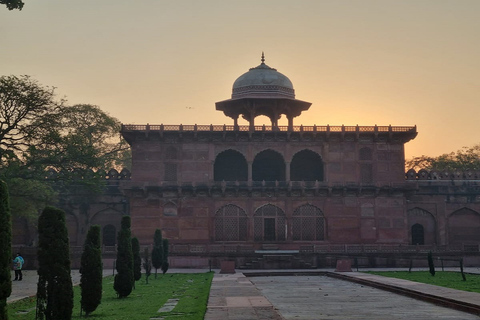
[
  {"left": 120, "top": 55, "right": 425, "bottom": 268},
  {"left": 12, "top": 55, "right": 480, "bottom": 269}
]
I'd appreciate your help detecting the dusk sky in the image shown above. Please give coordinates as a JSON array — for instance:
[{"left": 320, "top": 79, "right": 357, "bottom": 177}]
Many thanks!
[{"left": 1, "top": 0, "right": 479, "bottom": 160}]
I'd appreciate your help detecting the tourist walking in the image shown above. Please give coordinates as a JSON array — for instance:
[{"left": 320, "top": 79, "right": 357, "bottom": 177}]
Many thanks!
[{"left": 13, "top": 252, "right": 24, "bottom": 281}]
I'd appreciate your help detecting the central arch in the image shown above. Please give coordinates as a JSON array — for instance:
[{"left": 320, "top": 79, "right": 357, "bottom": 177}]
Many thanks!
[
  {"left": 253, "top": 149, "right": 285, "bottom": 181},
  {"left": 254, "top": 204, "right": 286, "bottom": 241}
]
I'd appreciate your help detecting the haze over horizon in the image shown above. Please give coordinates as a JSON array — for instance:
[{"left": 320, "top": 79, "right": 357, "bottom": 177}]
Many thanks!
[{"left": 1, "top": 0, "right": 479, "bottom": 160}]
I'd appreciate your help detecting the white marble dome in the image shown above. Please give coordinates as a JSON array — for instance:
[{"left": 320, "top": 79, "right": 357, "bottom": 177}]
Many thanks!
[{"left": 231, "top": 54, "right": 295, "bottom": 99}]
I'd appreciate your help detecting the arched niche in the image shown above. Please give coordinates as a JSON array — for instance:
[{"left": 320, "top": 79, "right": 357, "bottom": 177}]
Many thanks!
[
  {"left": 448, "top": 208, "right": 480, "bottom": 245},
  {"left": 290, "top": 150, "right": 324, "bottom": 181},
  {"left": 214, "top": 204, "right": 248, "bottom": 241},
  {"left": 253, "top": 149, "right": 285, "bottom": 181},
  {"left": 214, "top": 149, "right": 248, "bottom": 181},
  {"left": 292, "top": 204, "right": 325, "bottom": 241}
]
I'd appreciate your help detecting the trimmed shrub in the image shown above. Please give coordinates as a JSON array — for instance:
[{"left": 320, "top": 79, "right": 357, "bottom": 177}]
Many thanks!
[
  {"left": 36, "top": 206, "right": 73, "bottom": 320},
  {"left": 132, "top": 237, "right": 141, "bottom": 282},
  {"left": 114, "top": 216, "right": 134, "bottom": 298},
  {"left": 161, "top": 238, "right": 169, "bottom": 275},
  {"left": 152, "top": 229, "right": 163, "bottom": 278},
  {"left": 428, "top": 251, "right": 435, "bottom": 276},
  {"left": 80, "top": 225, "right": 103, "bottom": 316},
  {"left": 142, "top": 247, "right": 152, "bottom": 284},
  {"left": 0, "top": 180, "right": 12, "bottom": 320}
]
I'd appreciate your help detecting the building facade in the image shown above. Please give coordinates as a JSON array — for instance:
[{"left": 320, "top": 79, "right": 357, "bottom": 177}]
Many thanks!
[
  {"left": 14, "top": 56, "right": 480, "bottom": 269},
  {"left": 120, "top": 56, "right": 445, "bottom": 268}
]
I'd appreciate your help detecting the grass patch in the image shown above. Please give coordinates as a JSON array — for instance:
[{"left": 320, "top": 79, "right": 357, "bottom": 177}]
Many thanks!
[
  {"left": 8, "top": 272, "right": 214, "bottom": 320},
  {"left": 366, "top": 271, "right": 480, "bottom": 293}
]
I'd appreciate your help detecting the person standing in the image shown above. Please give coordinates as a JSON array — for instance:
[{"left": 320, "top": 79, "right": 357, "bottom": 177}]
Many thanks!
[{"left": 13, "top": 252, "right": 24, "bottom": 281}]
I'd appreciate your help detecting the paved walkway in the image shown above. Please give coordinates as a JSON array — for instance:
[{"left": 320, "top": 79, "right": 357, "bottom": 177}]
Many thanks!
[
  {"left": 8, "top": 268, "right": 480, "bottom": 319},
  {"left": 205, "top": 268, "right": 480, "bottom": 320}
]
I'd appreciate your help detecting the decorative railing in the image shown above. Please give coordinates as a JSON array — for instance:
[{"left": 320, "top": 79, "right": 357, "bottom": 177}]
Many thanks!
[
  {"left": 166, "top": 243, "right": 476, "bottom": 255},
  {"left": 122, "top": 124, "right": 416, "bottom": 134}
]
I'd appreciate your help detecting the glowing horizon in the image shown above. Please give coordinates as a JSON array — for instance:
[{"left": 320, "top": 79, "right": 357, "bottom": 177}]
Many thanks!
[{"left": 1, "top": 1, "right": 479, "bottom": 160}]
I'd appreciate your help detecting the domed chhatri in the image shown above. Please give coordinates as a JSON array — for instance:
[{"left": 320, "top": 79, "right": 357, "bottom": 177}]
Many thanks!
[
  {"left": 232, "top": 52, "right": 295, "bottom": 99},
  {"left": 216, "top": 53, "right": 311, "bottom": 131}
]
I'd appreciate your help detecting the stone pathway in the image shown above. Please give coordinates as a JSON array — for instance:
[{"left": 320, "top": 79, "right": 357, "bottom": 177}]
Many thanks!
[
  {"left": 205, "top": 272, "right": 283, "bottom": 320},
  {"left": 250, "top": 275, "right": 479, "bottom": 320}
]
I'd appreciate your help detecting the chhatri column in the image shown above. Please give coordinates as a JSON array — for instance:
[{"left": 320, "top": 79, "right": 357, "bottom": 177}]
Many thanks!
[
  {"left": 287, "top": 114, "right": 294, "bottom": 131},
  {"left": 248, "top": 110, "right": 255, "bottom": 132},
  {"left": 233, "top": 115, "right": 239, "bottom": 130},
  {"left": 248, "top": 161, "right": 253, "bottom": 183},
  {"left": 285, "top": 161, "right": 291, "bottom": 181}
]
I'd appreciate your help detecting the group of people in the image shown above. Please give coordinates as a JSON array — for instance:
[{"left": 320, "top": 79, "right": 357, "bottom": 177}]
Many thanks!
[{"left": 13, "top": 252, "right": 24, "bottom": 281}]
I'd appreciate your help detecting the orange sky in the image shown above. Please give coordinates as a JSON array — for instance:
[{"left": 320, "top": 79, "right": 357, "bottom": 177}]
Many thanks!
[{"left": 1, "top": 0, "right": 479, "bottom": 160}]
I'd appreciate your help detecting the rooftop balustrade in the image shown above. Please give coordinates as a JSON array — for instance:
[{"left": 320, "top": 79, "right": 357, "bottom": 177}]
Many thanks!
[{"left": 121, "top": 124, "right": 416, "bottom": 133}]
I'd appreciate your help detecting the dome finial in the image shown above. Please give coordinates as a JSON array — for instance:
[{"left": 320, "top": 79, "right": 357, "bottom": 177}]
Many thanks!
[{"left": 261, "top": 52, "right": 265, "bottom": 64}]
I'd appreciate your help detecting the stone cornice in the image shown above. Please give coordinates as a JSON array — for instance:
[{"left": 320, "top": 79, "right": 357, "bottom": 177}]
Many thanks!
[{"left": 121, "top": 124, "right": 417, "bottom": 144}]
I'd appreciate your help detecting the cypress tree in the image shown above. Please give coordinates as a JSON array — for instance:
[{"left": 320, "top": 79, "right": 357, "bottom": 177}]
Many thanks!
[
  {"left": 151, "top": 229, "right": 163, "bottom": 279},
  {"left": 114, "top": 216, "right": 134, "bottom": 298},
  {"left": 161, "top": 238, "right": 169, "bottom": 275},
  {"left": 428, "top": 251, "right": 435, "bottom": 276},
  {"left": 0, "top": 180, "right": 12, "bottom": 320},
  {"left": 131, "top": 237, "right": 141, "bottom": 283},
  {"left": 142, "top": 247, "right": 152, "bottom": 285},
  {"left": 80, "top": 225, "right": 103, "bottom": 316},
  {"left": 36, "top": 206, "right": 73, "bottom": 320}
]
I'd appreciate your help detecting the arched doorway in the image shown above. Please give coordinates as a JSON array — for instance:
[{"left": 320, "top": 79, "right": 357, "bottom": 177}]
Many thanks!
[
  {"left": 411, "top": 223, "right": 424, "bottom": 245},
  {"left": 103, "top": 224, "right": 116, "bottom": 246},
  {"left": 407, "top": 208, "right": 436, "bottom": 245},
  {"left": 254, "top": 204, "right": 286, "bottom": 241}
]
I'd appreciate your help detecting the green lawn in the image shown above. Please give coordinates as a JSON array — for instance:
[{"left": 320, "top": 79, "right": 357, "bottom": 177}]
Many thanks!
[
  {"left": 366, "top": 271, "right": 480, "bottom": 293},
  {"left": 8, "top": 272, "right": 214, "bottom": 320}
]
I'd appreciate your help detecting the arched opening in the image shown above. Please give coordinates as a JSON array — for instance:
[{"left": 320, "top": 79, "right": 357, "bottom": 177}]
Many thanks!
[
  {"left": 253, "top": 150, "right": 285, "bottom": 181},
  {"left": 290, "top": 150, "right": 323, "bottom": 181},
  {"left": 254, "top": 204, "right": 286, "bottom": 241},
  {"left": 448, "top": 208, "right": 480, "bottom": 245},
  {"left": 103, "top": 224, "right": 116, "bottom": 246},
  {"left": 214, "top": 204, "right": 248, "bottom": 241},
  {"left": 292, "top": 204, "right": 325, "bottom": 241},
  {"left": 407, "top": 208, "right": 436, "bottom": 245},
  {"left": 411, "top": 223, "right": 424, "bottom": 245},
  {"left": 214, "top": 150, "right": 248, "bottom": 181}
]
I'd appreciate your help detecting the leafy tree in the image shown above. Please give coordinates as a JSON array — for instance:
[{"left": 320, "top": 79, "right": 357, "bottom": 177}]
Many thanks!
[
  {"left": 407, "top": 144, "right": 480, "bottom": 171},
  {"left": 27, "top": 104, "right": 130, "bottom": 175},
  {"left": 0, "top": 180, "right": 12, "bottom": 320},
  {"left": 151, "top": 229, "right": 163, "bottom": 279},
  {"left": 36, "top": 206, "right": 73, "bottom": 320},
  {"left": 114, "top": 216, "right": 133, "bottom": 298},
  {"left": 80, "top": 225, "right": 103, "bottom": 316},
  {"left": 131, "top": 237, "right": 141, "bottom": 284},
  {"left": 427, "top": 251, "right": 435, "bottom": 277},
  {"left": 0, "top": 75, "right": 130, "bottom": 230},
  {"left": 0, "top": 0, "right": 23, "bottom": 10},
  {"left": 0, "top": 75, "right": 61, "bottom": 156},
  {"left": 142, "top": 248, "right": 152, "bottom": 285},
  {"left": 161, "top": 238, "right": 169, "bottom": 275}
]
